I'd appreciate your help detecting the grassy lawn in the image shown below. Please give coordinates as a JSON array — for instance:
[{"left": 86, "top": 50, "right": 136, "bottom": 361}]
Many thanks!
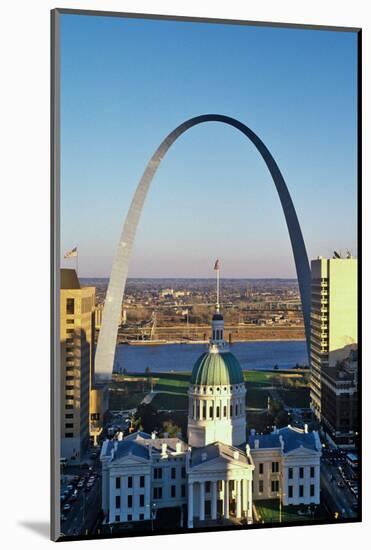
[
  {"left": 150, "top": 393, "right": 188, "bottom": 410},
  {"left": 109, "top": 389, "right": 147, "bottom": 410},
  {"left": 277, "top": 388, "right": 310, "bottom": 408},
  {"left": 255, "top": 499, "right": 329, "bottom": 524},
  {"left": 110, "top": 370, "right": 310, "bottom": 413}
]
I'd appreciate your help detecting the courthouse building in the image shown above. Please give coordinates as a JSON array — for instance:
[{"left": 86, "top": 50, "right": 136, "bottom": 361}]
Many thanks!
[{"left": 101, "top": 308, "right": 321, "bottom": 527}]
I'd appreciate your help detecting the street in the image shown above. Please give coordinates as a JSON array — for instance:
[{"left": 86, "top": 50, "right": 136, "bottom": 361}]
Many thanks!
[{"left": 320, "top": 450, "right": 358, "bottom": 520}]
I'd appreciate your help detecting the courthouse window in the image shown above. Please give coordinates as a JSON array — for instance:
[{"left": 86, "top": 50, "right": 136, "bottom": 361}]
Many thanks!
[{"left": 66, "top": 298, "right": 74, "bottom": 315}]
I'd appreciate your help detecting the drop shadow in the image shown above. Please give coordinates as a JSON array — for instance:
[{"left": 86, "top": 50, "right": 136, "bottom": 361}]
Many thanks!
[{"left": 18, "top": 521, "right": 50, "bottom": 539}]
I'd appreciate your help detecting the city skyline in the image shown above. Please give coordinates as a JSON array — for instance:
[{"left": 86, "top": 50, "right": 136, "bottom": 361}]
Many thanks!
[{"left": 60, "top": 15, "right": 357, "bottom": 278}]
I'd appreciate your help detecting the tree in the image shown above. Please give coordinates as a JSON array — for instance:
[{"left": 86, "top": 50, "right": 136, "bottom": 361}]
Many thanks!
[{"left": 161, "top": 420, "right": 181, "bottom": 438}]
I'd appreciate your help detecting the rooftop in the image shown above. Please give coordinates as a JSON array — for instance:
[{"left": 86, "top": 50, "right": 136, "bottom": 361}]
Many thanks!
[
  {"left": 190, "top": 441, "right": 252, "bottom": 467},
  {"left": 249, "top": 425, "right": 321, "bottom": 454}
]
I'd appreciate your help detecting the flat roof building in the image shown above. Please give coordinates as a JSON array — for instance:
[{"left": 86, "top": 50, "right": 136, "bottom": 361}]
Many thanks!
[
  {"left": 309, "top": 257, "right": 357, "bottom": 421},
  {"left": 60, "top": 269, "right": 95, "bottom": 462}
]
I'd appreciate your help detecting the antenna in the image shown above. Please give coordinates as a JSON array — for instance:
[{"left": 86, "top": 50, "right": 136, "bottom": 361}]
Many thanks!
[{"left": 214, "top": 259, "right": 220, "bottom": 312}]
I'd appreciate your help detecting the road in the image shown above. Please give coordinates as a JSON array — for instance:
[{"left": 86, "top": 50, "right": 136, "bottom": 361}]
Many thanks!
[
  {"left": 59, "top": 462, "right": 102, "bottom": 538},
  {"left": 320, "top": 455, "right": 358, "bottom": 520}
]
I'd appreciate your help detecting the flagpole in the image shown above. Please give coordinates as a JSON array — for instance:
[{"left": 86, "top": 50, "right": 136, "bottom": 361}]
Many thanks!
[
  {"left": 76, "top": 246, "right": 79, "bottom": 279},
  {"left": 216, "top": 265, "right": 220, "bottom": 312}
]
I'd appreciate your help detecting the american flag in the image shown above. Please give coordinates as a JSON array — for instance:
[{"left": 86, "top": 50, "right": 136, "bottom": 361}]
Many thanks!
[
  {"left": 64, "top": 246, "right": 77, "bottom": 259},
  {"left": 214, "top": 259, "right": 220, "bottom": 270}
]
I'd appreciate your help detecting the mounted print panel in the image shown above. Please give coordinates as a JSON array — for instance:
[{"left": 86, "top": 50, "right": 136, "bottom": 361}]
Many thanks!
[{"left": 51, "top": 8, "right": 361, "bottom": 542}]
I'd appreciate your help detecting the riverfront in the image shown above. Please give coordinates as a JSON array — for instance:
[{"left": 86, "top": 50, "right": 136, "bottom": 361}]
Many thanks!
[{"left": 113, "top": 339, "right": 308, "bottom": 374}]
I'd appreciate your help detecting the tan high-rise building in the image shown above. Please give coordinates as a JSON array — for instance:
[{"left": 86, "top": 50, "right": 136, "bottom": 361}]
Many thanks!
[
  {"left": 60, "top": 269, "right": 95, "bottom": 462},
  {"left": 310, "top": 257, "right": 358, "bottom": 421}
]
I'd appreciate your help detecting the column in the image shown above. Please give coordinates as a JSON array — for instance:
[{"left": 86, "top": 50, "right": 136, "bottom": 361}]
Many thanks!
[
  {"left": 199, "top": 400, "right": 203, "bottom": 420},
  {"left": 236, "top": 479, "right": 242, "bottom": 518},
  {"left": 199, "top": 481, "right": 205, "bottom": 521},
  {"left": 223, "top": 480, "right": 229, "bottom": 519},
  {"left": 188, "top": 482, "right": 194, "bottom": 528},
  {"left": 144, "top": 474, "right": 151, "bottom": 520},
  {"left": 211, "top": 480, "right": 217, "bottom": 520},
  {"left": 248, "top": 479, "right": 252, "bottom": 520},
  {"left": 242, "top": 478, "right": 248, "bottom": 516}
]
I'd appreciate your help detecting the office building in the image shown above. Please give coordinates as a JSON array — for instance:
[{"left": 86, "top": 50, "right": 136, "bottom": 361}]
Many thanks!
[
  {"left": 60, "top": 269, "right": 95, "bottom": 462},
  {"left": 309, "top": 257, "right": 357, "bottom": 420}
]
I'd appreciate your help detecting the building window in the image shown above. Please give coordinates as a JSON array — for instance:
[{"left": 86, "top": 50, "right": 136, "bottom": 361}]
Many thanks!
[
  {"left": 299, "top": 485, "right": 304, "bottom": 497},
  {"left": 139, "top": 514, "right": 144, "bottom": 520},
  {"left": 310, "top": 484, "right": 315, "bottom": 497},
  {"left": 65, "top": 423, "right": 73, "bottom": 429},
  {"left": 209, "top": 405, "right": 213, "bottom": 418},
  {"left": 128, "top": 476, "right": 133, "bottom": 488},
  {"left": 259, "top": 480, "right": 264, "bottom": 494},
  {"left": 65, "top": 405, "right": 73, "bottom": 410},
  {"left": 288, "top": 467, "right": 293, "bottom": 479},
  {"left": 310, "top": 467, "right": 315, "bottom": 478},
  {"left": 223, "top": 405, "right": 227, "bottom": 417},
  {"left": 65, "top": 433, "right": 73, "bottom": 438},
  {"left": 259, "top": 463, "right": 264, "bottom": 475},
  {"left": 205, "top": 481, "right": 211, "bottom": 493},
  {"left": 127, "top": 514, "right": 132, "bottom": 521},
  {"left": 65, "top": 413, "right": 73, "bottom": 419},
  {"left": 181, "top": 466, "right": 186, "bottom": 478},
  {"left": 288, "top": 486, "right": 293, "bottom": 498},
  {"left": 140, "top": 475, "right": 145, "bottom": 488},
  {"left": 171, "top": 467, "right": 176, "bottom": 479},
  {"left": 115, "top": 515, "right": 120, "bottom": 522},
  {"left": 115, "top": 496, "right": 121, "bottom": 509},
  {"left": 153, "top": 487, "right": 162, "bottom": 499},
  {"left": 181, "top": 484, "right": 186, "bottom": 498},
  {"left": 235, "top": 404, "right": 238, "bottom": 416},
  {"left": 230, "top": 404, "right": 233, "bottom": 417},
  {"left": 140, "top": 494, "right": 144, "bottom": 507},
  {"left": 67, "top": 319, "right": 74, "bottom": 324},
  {"left": 154, "top": 468, "right": 162, "bottom": 480},
  {"left": 116, "top": 477, "right": 121, "bottom": 489},
  {"left": 66, "top": 298, "right": 74, "bottom": 315},
  {"left": 299, "top": 467, "right": 304, "bottom": 479},
  {"left": 216, "top": 406, "right": 220, "bottom": 418},
  {"left": 171, "top": 485, "right": 176, "bottom": 498},
  {"left": 66, "top": 375, "right": 74, "bottom": 381},
  {"left": 271, "top": 480, "right": 279, "bottom": 493},
  {"left": 127, "top": 495, "right": 132, "bottom": 508},
  {"left": 272, "top": 462, "right": 279, "bottom": 473},
  {"left": 65, "top": 385, "right": 74, "bottom": 390}
]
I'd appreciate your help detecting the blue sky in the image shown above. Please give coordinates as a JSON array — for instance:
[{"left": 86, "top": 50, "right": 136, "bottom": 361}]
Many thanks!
[{"left": 60, "top": 14, "right": 358, "bottom": 278}]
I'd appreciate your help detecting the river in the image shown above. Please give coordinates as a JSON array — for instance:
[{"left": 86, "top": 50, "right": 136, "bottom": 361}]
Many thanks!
[{"left": 113, "top": 340, "right": 308, "bottom": 373}]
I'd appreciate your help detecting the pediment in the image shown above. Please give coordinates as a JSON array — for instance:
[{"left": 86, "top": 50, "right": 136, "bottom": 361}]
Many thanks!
[
  {"left": 191, "top": 455, "right": 252, "bottom": 473},
  {"left": 110, "top": 454, "right": 150, "bottom": 468},
  {"left": 284, "top": 446, "right": 319, "bottom": 458}
]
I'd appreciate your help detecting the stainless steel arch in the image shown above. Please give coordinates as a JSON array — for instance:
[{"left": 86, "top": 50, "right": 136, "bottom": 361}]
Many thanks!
[{"left": 95, "top": 114, "right": 311, "bottom": 381}]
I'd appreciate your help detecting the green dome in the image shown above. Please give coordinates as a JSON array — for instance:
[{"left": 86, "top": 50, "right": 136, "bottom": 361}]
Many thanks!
[{"left": 191, "top": 351, "right": 244, "bottom": 386}]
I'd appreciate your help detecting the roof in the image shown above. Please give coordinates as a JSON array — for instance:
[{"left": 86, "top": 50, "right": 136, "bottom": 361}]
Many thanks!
[
  {"left": 191, "top": 351, "right": 244, "bottom": 386},
  {"left": 101, "top": 431, "right": 188, "bottom": 463},
  {"left": 60, "top": 269, "right": 80, "bottom": 289},
  {"left": 249, "top": 425, "right": 320, "bottom": 454},
  {"left": 190, "top": 441, "right": 252, "bottom": 468},
  {"left": 101, "top": 439, "right": 149, "bottom": 461}
]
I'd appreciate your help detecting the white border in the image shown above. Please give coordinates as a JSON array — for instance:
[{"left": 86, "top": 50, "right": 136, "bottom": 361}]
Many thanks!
[{"left": 0, "top": 1, "right": 369, "bottom": 548}]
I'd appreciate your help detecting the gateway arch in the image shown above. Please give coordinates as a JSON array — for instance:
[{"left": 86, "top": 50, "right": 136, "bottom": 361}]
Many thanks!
[{"left": 94, "top": 114, "right": 311, "bottom": 381}]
